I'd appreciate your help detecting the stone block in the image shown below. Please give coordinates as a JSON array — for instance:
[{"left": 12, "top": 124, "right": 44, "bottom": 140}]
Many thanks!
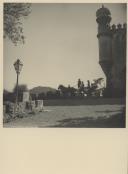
[
  {"left": 37, "top": 100, "right": 44, "bottom": 111},
  {"left": 22, "top": 91, "right": 30, "bottom": 102}
]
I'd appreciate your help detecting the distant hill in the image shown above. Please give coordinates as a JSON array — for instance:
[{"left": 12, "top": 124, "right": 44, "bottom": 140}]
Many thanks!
[{"left": 30, "top": 86, "right": 57, "bottom": 95}]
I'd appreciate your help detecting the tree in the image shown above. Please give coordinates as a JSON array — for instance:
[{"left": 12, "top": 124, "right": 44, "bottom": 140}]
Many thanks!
[
  {"left": 13, "top": 84, "right": 28, "bottom": 94},
  {"left": 77, "top": 78, "right": 82, "bottom": 89},
  {"left": 13, "top": 84, "right": 28, "bottom": 102},
  {"left": 3, "top": 89, "right": 9, "bottom": 95},
  {"left": 58, "top": 85, "right": 68, "bottom": 98},
  {"left": 93, "top": 78, "right": 104, "bottom": 86},
  {"left": 90, "top": 78, "right": 105, "bottom": 97},
  {"left": 38, "top": 92, "right": 46, "bottom": 100},
  {"left": 67, "top": 86, "right": 77, "bottom": 97},
  {"left": 46, "top": 91, "right": 55, "bottom": 99},
  {"left": 4, "top": 3, "right": 31, "bottom": 45}
]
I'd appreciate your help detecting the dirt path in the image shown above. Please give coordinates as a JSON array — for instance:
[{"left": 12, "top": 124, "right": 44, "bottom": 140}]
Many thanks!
[{"left": 4, "top": 105, "right": 125, "bottom": 128}]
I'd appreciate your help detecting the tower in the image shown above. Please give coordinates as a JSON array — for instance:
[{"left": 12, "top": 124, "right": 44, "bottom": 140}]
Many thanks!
[
  {"left": 96, "top": 5, "right": 112, "bottom": 93},
  {"left": 96, "top": 5, "right": 126, "bottom": 97}
]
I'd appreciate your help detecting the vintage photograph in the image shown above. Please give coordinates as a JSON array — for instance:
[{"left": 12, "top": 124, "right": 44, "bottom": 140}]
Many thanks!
[{"left": 3, "top": 3, "right": 126, "bottom": 128}]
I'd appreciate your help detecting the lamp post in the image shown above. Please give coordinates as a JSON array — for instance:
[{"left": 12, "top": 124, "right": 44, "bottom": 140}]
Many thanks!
[{"left": 13, "top": 59, "right": 23, "bottom": 106}]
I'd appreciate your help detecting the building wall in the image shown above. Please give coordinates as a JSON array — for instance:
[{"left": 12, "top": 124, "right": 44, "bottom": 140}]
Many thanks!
[
  {"left": 110, "top": 26, "right": 126, "bottom": 96},
  {"left": 111, "top": 27, "right": 126, "bottom": 92},
  {"left": 96, "top": 7, "right": 126, "bottom": 97}
]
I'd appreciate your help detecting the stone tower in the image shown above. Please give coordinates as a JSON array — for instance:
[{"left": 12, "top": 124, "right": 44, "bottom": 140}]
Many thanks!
[{"left": 96, "top": 5, "right": 126, "bottom": 97}]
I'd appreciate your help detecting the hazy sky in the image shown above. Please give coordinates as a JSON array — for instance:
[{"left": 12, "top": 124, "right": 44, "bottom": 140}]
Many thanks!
[{"left": 4, "top": 3, "right": 126, "bottom": 91}]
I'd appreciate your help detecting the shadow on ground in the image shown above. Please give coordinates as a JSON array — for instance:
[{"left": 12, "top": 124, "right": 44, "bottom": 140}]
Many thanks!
[{"left": 49, "top": 107, "right": 126, "bottom": 128}]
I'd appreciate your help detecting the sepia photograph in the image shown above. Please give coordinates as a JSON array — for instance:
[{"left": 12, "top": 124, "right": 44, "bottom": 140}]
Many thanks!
[{"left": 3, "top": 3, "right": 126, "bottom": 128}]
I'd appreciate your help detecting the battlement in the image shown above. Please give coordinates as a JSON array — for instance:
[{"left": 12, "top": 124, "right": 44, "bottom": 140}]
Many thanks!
[{"left": 111, "top": 23, "right": 127, "bottom": 33}]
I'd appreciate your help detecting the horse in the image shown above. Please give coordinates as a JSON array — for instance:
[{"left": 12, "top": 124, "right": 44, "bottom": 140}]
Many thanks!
[{"left": 58, "top": 85, "right": 77, "bottom": 97}]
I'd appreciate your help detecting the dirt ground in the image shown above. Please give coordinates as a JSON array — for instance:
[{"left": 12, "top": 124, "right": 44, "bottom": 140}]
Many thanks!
[{"left": 4, "top": 104, "right": 125, "bottom": 128}]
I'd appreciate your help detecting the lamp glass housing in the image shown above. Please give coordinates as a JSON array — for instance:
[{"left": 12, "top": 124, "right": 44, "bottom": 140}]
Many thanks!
[{"left": 14, "top": 59, "right": 23, "bottom": 74}]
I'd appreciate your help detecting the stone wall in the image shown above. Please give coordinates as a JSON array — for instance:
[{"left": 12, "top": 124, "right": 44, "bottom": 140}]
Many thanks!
[{"left": 3, "top": 100, "right": 44, "bottom": 123}]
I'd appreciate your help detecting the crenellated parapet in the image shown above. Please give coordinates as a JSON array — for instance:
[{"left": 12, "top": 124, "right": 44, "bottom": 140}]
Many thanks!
[
  {"left": 111, "top": 23, "right": 127, "bottom": 34},
  {"left": 111, "top": 22, "right": 126, "bottom": 65},
  {"left": 97, "top": 23, "right": 127, "bottom": 38}
]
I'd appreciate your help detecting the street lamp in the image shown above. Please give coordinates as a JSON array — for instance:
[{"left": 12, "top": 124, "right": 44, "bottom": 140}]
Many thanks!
[{"left": 13, "top": 59, "right": 23, "bottom": 106}]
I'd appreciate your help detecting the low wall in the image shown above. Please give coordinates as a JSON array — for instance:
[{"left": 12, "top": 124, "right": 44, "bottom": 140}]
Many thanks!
[{"left": 43, "top": 98, "right": 125, "bottom": 106}]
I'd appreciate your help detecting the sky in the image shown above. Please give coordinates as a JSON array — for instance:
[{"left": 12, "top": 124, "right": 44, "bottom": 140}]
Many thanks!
[{"left": 4, "top": 3, "right": 126, "bottom": 91}]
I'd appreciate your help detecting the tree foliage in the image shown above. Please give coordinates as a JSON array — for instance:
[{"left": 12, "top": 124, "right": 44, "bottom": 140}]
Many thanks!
[
  {"left": 13, "top": 84, "right": 28, "bottom": 94},
  {"left": 4, "top": 3, "right": 31, "bottom": 45}
]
